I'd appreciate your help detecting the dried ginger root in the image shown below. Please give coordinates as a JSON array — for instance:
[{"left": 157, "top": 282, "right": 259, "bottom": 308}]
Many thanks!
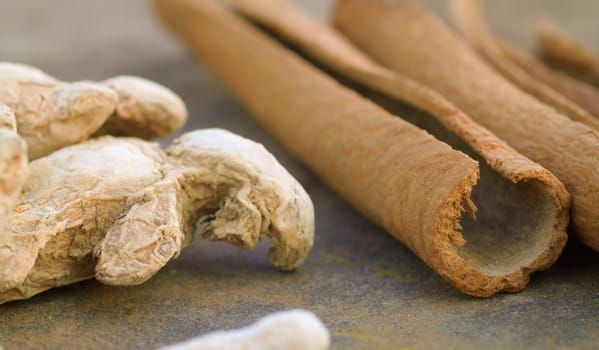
[
  {"left": 0, "top": 63, "right": 116, "bottom": 160},
  {"left": 0, "top": 129, "right": 314, "bottom": 304},
  {"left": 0, "top": 104, "right": 27, "bottom": 219},
  {"left": 160, "top": 310, "right": 330, "bottom": 350},
  {"left": 0, "top": 62, "right": 187, "bottom": 159},
  {"left": 94, "top": 75, "right": 188, "bottom": 139}
]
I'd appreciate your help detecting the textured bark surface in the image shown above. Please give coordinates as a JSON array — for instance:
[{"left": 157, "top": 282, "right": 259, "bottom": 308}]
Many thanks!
[
  {"left": 499, "top": 43, "right": 599, "bottom": 124},
  {"left": 537, "top": 20, "right": 599, "bottom": 86},
  {"left": 452, "top": 0, "right": 599, "bottom": 130},
  {"left": 1, "top": 1, "right": 599, "bottom": 349},
  {"left": 226, "top": 0, "right": 569, "bottom": 297},
  {"left": 334, "top": 0, "right": 599, "bottom": 251}
]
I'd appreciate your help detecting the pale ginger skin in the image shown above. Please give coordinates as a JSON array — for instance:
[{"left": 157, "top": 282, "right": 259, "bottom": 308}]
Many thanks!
[
  {"left": 0, "top": 129, "right": 314, "bottom": 304},
  {"left": 0, "top": 104, "right": 27, "bottom": 219},
  {"left": 0, "top": 63, "right": 118, "bottom": 159},
  {"left": 0, "top": 104, "right": 17, "bottom": 131},
  {"left": 160, "top": 310, "right": 330, "bottom": 350},
  {"left": 0, "top": 62, "right": 188, "bottom": 159},
  {"left": 95, "top": 75, "right": 188, "bottom": 139}
]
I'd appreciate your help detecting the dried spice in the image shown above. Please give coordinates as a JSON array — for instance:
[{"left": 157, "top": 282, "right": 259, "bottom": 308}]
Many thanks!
[
  {"left": 334, "top": 0, "right": 599, "bottom": 251},
  {"left": 0, "top": 62, "right": 187, "bottom": 159},
  {"left": 452, "top": 0, "right": 599, "bottom": 130},
  {"left": 0, "top": 129, "right": 314, "bottom": 304},
  {"left": 537, "top": 21, "right": 599, "bottom": 86}
]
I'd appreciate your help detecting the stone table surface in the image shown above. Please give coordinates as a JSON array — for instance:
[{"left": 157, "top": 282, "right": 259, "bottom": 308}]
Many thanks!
[{"left": 1, "top": 0, "right": 598, "bottom": 349}]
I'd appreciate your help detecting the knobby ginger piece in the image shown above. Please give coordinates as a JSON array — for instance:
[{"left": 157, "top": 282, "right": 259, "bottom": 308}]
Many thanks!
[
  {"left": 0, "top": 104, "right": 17, "bottom": 131},
  {"left": 0, "top": 62, "right": 188, "bottom": 159},
  {"left": 452, "top": 0, "right": 599, "bottom": 130},
  {"left": 154, "top": 0, "right": 569, "bottom": 297},
  {"left": 537, "top": 20, "right": 599, "bottom": 86},
  {"left": 0, "top": 129, "right": 314, "bottom": 304},
  {"left": 334, "top": 0, "right": 599, "bottom": 251},
  {"left": 0, "top": 62, "right": 117, "bottom": 159},
  {"left": 95, "top": 75, "right": 188, "bottom": 139},
  {"left": 160, "top": 310, "right": 330, "bottom": 350},
  {"left": 0, "top": 104, "right": 27, "bottom": 219}
]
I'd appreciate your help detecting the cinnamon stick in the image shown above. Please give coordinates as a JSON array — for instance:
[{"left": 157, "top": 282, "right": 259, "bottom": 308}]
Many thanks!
[
  {"left": 333, "top": 0, "right": 599, "bottom": 251},
  {"left": 452, "top": 0, "right": 599, "bottom": 131},
  {"left": 537, "top": 20, "right": 599, "bottom": 86},
  {"left": 155, "top": 0, "right": 570, "bottom": 296},
  {"left": 230, "top": 0, "right": 568, "bottom": 296},
  {"left": 499, "top": 43, "right": 599, "bottom": 125}
]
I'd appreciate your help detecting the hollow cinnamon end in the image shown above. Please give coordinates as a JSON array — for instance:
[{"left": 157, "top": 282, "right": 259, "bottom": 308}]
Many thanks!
[
  {"left": 155, "top": 0, "right": 570, "bottom": 296},
  {"left": 536, "top": 20, "right": 599, "bottom": 86},
  {"left": 432, "top": 168, "right": 569, "bottom": 297}
]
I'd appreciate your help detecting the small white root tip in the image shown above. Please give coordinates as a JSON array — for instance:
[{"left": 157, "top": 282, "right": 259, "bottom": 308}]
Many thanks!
[{"left": 160, "top": 309, "right": 330, "bottom": 350}]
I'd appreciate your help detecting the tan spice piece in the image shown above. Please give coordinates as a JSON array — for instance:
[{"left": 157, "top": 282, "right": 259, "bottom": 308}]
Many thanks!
[
  {"left": 452, "top": 0, "right": 599, "bottom": 130},
  {"left": 451, "top": 0, "right": 599, "bottom": 131},
  {"left": 334, "top": 0, "right": 599, "bottom": 251},
  {"left": 537, "top": 20, "right": 599, "bottom": 86},
  {"left": 0, "top": 128, "right": 314, "bottom": 304},
  {"left": 160, "top": 310, "right": 330, "bottom": 350},
  {"left": 94, "top": 75, "right": 188, "bottom": 139},
  {"left": 228, "top": 0, "right": 570, "bottom": 294},
  {"left": 0, "top": 104, "right": 27, "bottom": 219},
  {"left": 155, "top": 0, "right": 569, "bottom": 297},
  {"left": 0, "top": 62, "right": 188, "bottom": 159}
]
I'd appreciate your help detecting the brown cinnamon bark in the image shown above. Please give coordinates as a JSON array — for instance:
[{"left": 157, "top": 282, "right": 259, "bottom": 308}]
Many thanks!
[
  {"left": 499, "top": 43, "right": 599, "bottom": 125},
  {"left": 452, "top": 0, "right": 599, "bottom": 131},
  {"left": 333, "top": 0, "right": 599, "bottom": 251},
  {"left": 154, "top": 0, "right": 570, "bottom": 296},
  {"left": 537, "top": 20, "right": 599, "bottom": 86}
]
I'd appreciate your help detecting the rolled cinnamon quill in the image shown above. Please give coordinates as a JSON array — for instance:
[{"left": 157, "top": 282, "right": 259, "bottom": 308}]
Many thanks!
[
  {"left": 537, "top": 20, "right": 599, "bottom": 86},
  {"left": 452, "top": 0, "right": 599, "bottom": 130},
  {"left": 228, "top": 0, "right": 570, "bottom": 293},
  {"left": 154, "top": 0, "right": 569, "bottom": 297},
  {"left": 334, "top": 0, "right": 599, "bottom": 251}
]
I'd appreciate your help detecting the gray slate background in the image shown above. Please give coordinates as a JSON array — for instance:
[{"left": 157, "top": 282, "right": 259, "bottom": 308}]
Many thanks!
[{"left": 0, "top": 0, "right": 598, "bottom": 349}]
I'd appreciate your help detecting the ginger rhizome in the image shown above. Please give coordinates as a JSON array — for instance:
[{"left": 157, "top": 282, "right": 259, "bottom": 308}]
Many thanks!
[
  {"left": 0, "top": 129, "right": 314, "bottom": 304},
  {"left": 0, "top": 104, "right": 27, "bottom": 219},
  {"left": 160, "top": 310, "right": 330, "bottom": 350},
  {"left": 0, "top": 62, "right": 187, "bottom": 159}
]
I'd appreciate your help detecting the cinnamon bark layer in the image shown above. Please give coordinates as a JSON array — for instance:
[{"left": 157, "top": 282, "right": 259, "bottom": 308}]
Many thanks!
[
  {"left": 154, "top": 0, "right": 569, "bottom": 296},
  {"left": 228, "top": 0, "right": 570, "bottom": 293},
  {"left": 334, "top": 0, "right": 599, "bottom": 251},
  {"left": 537, "top": 21, "right": 599, "bottom": 86},
  {"left": 452, "top": 0, "right": 599, "bottom": 130}
]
